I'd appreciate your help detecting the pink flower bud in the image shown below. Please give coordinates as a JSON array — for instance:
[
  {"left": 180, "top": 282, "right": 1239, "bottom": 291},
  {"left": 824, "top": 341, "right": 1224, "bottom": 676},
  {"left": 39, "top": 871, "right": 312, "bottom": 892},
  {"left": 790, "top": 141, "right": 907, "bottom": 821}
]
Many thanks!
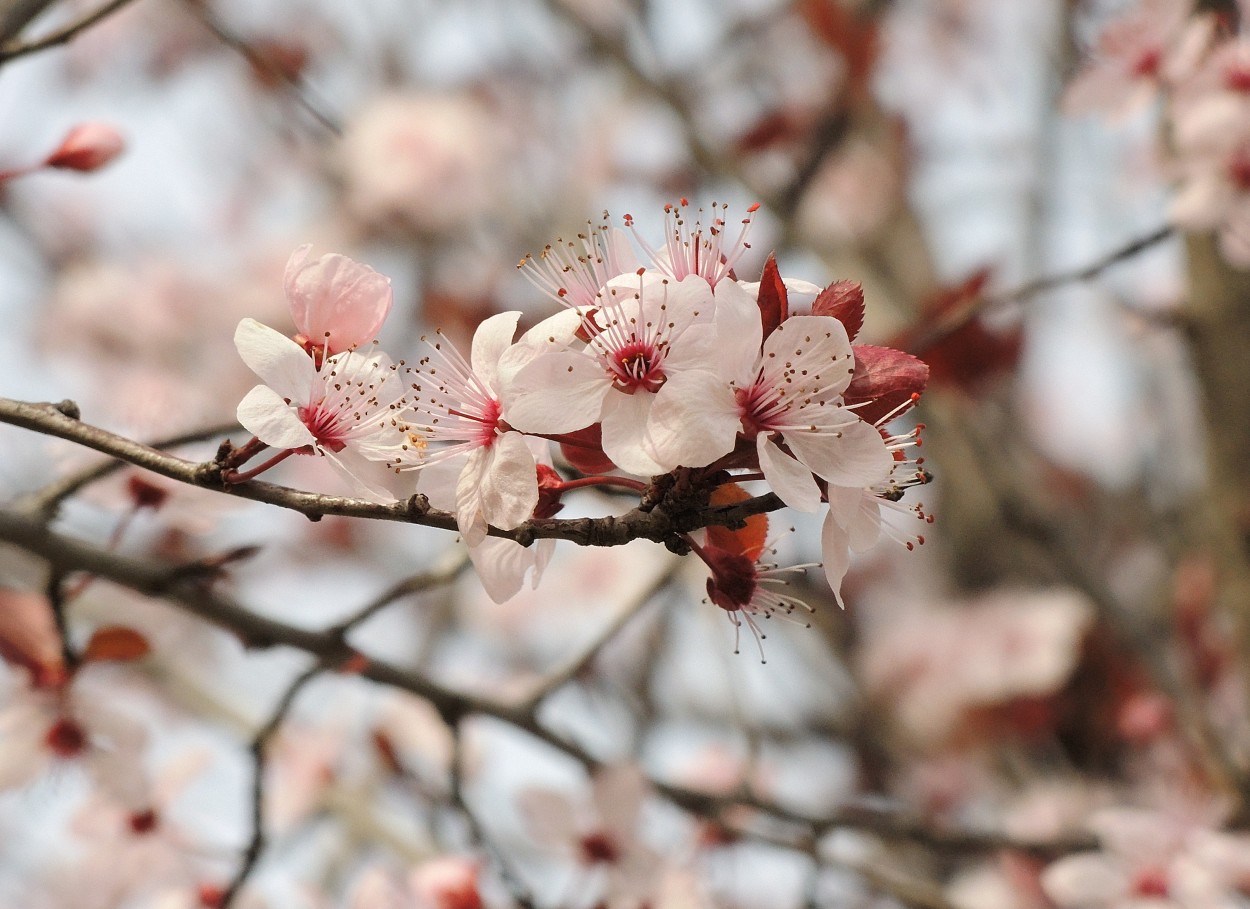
[
  {"left": 285, "top": 245, "right": 393, "bottom": 355},
  {"left": 44, "top": 123, "right": 126, "bottom": 172}
]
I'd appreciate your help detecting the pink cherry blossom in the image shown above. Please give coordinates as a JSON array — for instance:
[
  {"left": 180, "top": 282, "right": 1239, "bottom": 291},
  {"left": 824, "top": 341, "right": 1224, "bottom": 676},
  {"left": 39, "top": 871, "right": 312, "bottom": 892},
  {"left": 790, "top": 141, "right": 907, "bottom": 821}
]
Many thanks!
[
  {"left": 517, "top": 215, "right": 639, "bottom": 310},
  {"left": 696, "top": 534, "right": 819, "bottom": 661},
  {"left": 234, "top": 318, "right": 420, "bottom": 500},
  {"left": 627, "top": 199, "right": 760, "bottom": 288},
  {"left": 724, "top": 315, "right": 893, "bottom": 511},
  {"left": 405, "top": 310, "right": 580, "bottom": 546},
  {"left": 0, "top": 678, "right": 148, "bottom": 806},
  {"left": 284, "top": 245, "right": 394, "bottom": 356},
  {"left": 821, "top": 419, "right": 930, "bottom": 606},
  {"left": 518, "top": 765, "right": 663, "bottom": 909},
  {"left": 506, "top": 273, "right": 754, "bottom": 476},
  {"left": 1063, "top": 0, "right": 1199, "bottom": 118},
  {"left": 1041, "top": 806, "right": 1250, "bottom": 909}
]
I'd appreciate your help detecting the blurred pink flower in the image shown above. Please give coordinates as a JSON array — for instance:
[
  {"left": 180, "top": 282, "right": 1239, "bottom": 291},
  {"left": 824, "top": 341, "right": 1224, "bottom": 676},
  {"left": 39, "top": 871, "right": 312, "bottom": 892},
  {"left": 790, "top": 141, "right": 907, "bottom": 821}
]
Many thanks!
[
  {"left": 1041, "top": 806, "right": 1250, "bottom": 908},
  {"left": 1063, "top": 0, "right": 1204, "bottom": 118},
  {"left": 518, "top": 765, "right": 663, "bottom": 909},
  {"left": 338, "top": 93, "right": 503, "bottom": 235},
  {"left": 857, "top": 588, "right": 1094, "bottom": 746},
  {"left": 285, "top": 245, "right": 393, "bottom": 356},
  {"left": 234, "top": 318, "right": 419, "bottom": 499}
]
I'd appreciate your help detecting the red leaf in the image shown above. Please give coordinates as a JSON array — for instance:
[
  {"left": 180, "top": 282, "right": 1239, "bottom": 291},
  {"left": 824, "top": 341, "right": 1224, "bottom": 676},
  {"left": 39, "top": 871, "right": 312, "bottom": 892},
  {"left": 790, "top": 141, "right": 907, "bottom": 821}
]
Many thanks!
[
  {"left": 797, "top": 0, "right": 880, "bottom": 99},
  {"left": 812, "top": 279, "right": 865, "bottom": 342},
  {"left": 706, "top": 483, "right": 768, "bottom": 561},
  {"left": 755, "top": 254, "right": 788, "bottom": 339},
  {"left": 894, "top": 267, "right": 1021, "bottom": 393},
  {"left": 81, "top": 626, "right": 151, "bottom": 663},
  {"left": 558, "top": 424, "right": 617, "bottom": 475},
  {"left": 0, "top": 589, "right": 66, "bottom": 688},
  {"left": 844, "top": 345, "right": 929, "bottom": 426}
]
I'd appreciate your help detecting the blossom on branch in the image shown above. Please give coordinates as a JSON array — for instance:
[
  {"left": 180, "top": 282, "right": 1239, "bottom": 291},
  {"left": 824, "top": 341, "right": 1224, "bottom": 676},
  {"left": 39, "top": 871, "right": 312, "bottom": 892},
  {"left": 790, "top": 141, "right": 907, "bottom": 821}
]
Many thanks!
[{"left": 234, "top": 318, "right": 419, "bottom": 499}]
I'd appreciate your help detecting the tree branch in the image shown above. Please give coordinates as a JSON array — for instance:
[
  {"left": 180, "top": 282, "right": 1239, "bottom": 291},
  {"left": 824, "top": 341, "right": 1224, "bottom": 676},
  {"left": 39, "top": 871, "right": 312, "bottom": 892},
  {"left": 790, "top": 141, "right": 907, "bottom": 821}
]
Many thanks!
[
  {"left": 0, "top": 0, "right": 143, "bottom": 64},
  {"left": 0, "top": 397, "right": 785, "bottom": 547}
]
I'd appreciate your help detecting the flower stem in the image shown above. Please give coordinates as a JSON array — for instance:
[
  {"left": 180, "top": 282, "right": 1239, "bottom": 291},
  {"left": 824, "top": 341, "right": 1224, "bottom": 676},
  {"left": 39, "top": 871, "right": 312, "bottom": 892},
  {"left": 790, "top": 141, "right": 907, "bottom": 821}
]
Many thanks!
[
  {"left": 225, "top": 448, "right": 297, "bottom": 483},
  {"left": 553, "top": 475, "right": 648, "bottom": 494}
]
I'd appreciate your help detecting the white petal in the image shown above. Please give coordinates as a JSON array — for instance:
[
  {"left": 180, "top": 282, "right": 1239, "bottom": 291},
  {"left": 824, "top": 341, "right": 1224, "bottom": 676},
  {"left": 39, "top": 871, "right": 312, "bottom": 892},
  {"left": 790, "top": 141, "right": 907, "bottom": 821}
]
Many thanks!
[
  {"left": 820, "top": 510, "right": 853, "bottom": 609},
  {"left": 467, "top": 536, "right": 541, "bottom": 603},
  {"left": 786, "top": 417, "right": 892, "bottom": 488},
  {"left": 758, "top": 436, "right": 823, "bottom": 512},
  {"left": 322, "top": 448, "right": 403, "bottom": 502},
  {"left": 477, "top": 432, "right": 539, "bottom": 531},
  {"left": 505, "top": 352, "right": 609, "bottom": 433},
  {"left": 237, "top": 385, "right": 316, "bottom": 449},
  {"left": 1040, "top": 854, "right": 1130, "bottom": 907},
  {"left": 760, "top": 316, "right": 855, "bottom": 395},
  {"left": 498, "top": 309, "right": 585, "bottom": 390},
  {"left": 471, "top": 311, "right": 521, "bottom": 391},
  {"left": 455, "top": 448, "right": 493, "bottom": 547},
  {"left": 644, "top": 371, "right": 740, "bottom": 469},
  {"left": 234, "top": 318, "right": 316, "bottom": 400},
  {"left": 600, "top": 391, "right": 665, "bottom": 477}
]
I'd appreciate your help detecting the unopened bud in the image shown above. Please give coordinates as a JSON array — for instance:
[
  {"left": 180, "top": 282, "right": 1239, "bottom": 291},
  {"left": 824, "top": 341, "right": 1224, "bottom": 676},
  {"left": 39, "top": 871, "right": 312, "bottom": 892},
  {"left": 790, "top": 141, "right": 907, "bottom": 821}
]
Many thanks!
[{"left": 44, "top": 123, "right": 125, "bottom": 173}]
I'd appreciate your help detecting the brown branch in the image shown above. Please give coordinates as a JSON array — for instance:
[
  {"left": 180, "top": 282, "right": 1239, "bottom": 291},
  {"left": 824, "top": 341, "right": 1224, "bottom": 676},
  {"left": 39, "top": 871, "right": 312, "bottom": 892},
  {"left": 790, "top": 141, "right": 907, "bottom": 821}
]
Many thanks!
[
  {"left": 218, "top": 661, "right": 323, "bottom": 909},
  {"left": 0, "top": 397, "right": 785, "bottom": 547},
  {"left": 181, "top": 0, "right": 341, "bottom": 136},
  {"left": 0, "top": 0, "right": 143, "bottom": 64},
  {"left": 908, "top": 226, "right": 1175, "bottom": 355},
  {"left": 0, "top": 505, "right": 1096, "bottom": 859}
]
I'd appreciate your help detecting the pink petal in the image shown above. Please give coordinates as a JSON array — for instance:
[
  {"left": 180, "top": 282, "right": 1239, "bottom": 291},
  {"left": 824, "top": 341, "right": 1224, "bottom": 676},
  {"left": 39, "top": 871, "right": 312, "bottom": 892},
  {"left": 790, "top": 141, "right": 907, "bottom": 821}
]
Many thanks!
[
  {"left": 236, "top": 385, "right": 316, "bottom": 450},
  {"left": 234, "top": 318, "right": 316, "bottom": 400}
]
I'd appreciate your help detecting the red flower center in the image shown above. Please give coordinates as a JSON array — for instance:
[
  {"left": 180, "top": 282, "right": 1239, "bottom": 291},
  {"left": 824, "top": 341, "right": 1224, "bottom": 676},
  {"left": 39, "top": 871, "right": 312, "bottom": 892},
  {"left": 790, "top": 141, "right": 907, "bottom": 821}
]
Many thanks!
[
  {"left": 578, "top": 830, "right": 622, "bottom": 864},
  {"left": 44, "top": 717, "right": 87, "bottom": 758},
  {"left": 128, "top": 808, "right": 160, "bottom": 835}
]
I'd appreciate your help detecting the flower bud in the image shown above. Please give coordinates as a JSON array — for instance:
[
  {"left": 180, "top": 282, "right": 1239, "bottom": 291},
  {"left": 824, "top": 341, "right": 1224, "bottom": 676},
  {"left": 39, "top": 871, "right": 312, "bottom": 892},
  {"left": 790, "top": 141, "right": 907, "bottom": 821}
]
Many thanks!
[{"left": 44, "top": 123, "right": 125, "bottom": 172}]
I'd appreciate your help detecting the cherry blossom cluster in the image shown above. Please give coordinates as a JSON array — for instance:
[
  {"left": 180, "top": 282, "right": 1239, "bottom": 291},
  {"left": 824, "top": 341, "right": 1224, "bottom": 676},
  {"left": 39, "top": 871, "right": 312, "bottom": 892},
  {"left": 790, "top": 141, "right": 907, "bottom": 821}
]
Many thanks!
[
  {"left": 230, "top": 203, "right": 931, "bottom": 633},
  {"left": 1066, "top": 0, "right": 1250, "bottom": 266}
]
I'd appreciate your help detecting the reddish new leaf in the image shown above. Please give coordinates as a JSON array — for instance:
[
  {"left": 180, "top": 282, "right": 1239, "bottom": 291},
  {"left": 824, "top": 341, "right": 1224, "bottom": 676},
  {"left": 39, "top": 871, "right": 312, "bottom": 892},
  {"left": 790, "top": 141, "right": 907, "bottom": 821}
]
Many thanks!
[
  {"left": 895, "top": 267, "right": 1022, "bottom": 393},
  {"left": 706, "top": 483, "right": 768, "bottom": 561},
  {"left": 534, "top": 463, "right": 566, "bottom": 519},
  {"left": 0, "top": 589, "right": 66, "bottom": 688},
  {"left": 812, "top": 279, "right": 865, "bottom": 342},
  {"left": 558, "top": 424, "right": 617, "bottom": 475},
  {"left": 797, "top": 0, "right": 880, "bottom": 100},
  {"left": 755, "top": 253, "right": 788, "bottom": 339},
  {"left": 844, "top": 344, "right": 929, "bottom": 426},
  {"left": 81, "top": 626, "right": 151, "bottom": 663}
]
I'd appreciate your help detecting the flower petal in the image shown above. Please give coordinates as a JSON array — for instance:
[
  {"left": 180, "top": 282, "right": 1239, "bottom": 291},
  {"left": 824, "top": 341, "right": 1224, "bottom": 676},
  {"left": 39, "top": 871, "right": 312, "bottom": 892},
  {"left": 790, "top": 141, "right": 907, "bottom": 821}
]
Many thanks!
[
  {"left": 234, "top": 318, "right": 316, "bottom": 400},
  {"left": 505, "top": 352, "right": 609, "bottom": 433},
  {"left": 600, "top": 391, "right": 665, "bottom": 477},
  {"left": 237, "top": 385, "right": 316, "bottom": 450},
  {"left": 644, "top": 370, "right": 740, "bottom": 470},
  {"left": 758, "top": 436, "right": 823, "bottom": 512},
  {"left": 785, "top": 417, "right": 892, "bottom": 488},
  {"left": 470, "top": 311, "right": 522, "bottom": 391}
]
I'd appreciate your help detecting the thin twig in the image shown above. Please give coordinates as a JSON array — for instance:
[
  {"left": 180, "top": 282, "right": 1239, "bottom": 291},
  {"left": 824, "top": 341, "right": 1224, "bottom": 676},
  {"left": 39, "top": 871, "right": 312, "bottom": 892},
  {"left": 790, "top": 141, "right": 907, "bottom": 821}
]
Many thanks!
[
  {"left": 907, "top": 226, "right": 1176, "bottom": 354},
  {"left": 0, "top": 505, "right": 1099, "bottom": 859},
  {"left": 0, "top": 0, "right": 143, "bottom": 64},
  {"left": 218, "top": 661, "right": 324, "bottom": 908},
  {"left": 182, "top": 0, "right": 342, "bottom": 136},
  {"left": 516, "top": 559, "right": 679, "bottom": 711}
]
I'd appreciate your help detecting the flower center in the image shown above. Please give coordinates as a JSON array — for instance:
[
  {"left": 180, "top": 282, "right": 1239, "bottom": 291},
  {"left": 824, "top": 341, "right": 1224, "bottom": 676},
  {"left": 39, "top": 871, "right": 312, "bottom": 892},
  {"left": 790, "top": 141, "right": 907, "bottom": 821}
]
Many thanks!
[
  {"left": 128, "top": 809, "right": 160, "bottom": 835},
  {"left": 44, "top": 717, "right": 87, "bottom": 758},
  {"left": 298, "top": 402, "right": 349, "bottom": 452},
  {"left": 578, "top": 830, "right": 622, "bottom": 865},
  {"left": 611, "top": 339, "right": 665, "bottom": 393},
  {"left": 735, "top": 378, "right": 787, "bottom": 439},
  {"left": 1130, "top": 47, "right": 1161, "bottom": 79}
]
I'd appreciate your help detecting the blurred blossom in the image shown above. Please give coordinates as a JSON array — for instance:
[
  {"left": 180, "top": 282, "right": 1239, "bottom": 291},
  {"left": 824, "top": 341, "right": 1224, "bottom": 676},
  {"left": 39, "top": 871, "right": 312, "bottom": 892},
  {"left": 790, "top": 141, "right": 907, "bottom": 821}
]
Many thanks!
[
  {"left": 857, "top": 588, "right": 1094, "bottom": 746},
  {"left": 337, "top": 92, "right": 505, "bottom": 236}
]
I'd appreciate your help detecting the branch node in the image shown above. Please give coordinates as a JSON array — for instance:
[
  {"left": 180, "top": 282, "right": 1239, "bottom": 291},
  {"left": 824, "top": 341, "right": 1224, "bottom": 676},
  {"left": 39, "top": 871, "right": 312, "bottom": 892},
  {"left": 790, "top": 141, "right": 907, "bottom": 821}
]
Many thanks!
[{"left": 54, "top": 399, "right": 80, "bottom": 420}]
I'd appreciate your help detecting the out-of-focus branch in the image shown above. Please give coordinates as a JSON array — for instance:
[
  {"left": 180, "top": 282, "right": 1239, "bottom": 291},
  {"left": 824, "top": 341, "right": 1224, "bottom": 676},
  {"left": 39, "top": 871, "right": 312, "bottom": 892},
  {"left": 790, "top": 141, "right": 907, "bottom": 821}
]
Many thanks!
[
  {"left": 516, "top": 559, "right": 679, "bottom": 710},
  {"left": 181, "top": 0, "right": 342, "bottom": 135},
  {"left": 0, "top": 0, "right": 56, "bottom": 44},
  {"left": 0, "top": 0, "right": 142, "bottom": 64},
  {"left": 0, "top": 397, "right": 786, "bottom": 547},
  {"left": 218, "top": 662, "right": 323, "bottom": 909},
  {"left": 16, "top": 421, "right": 240, "bottom": 517},
  {"left": 907, "top": 225, "right": 1175, "bottom": 355},
  {"left": 0, "top": 505, "right": 1098, "bottom": 859}
]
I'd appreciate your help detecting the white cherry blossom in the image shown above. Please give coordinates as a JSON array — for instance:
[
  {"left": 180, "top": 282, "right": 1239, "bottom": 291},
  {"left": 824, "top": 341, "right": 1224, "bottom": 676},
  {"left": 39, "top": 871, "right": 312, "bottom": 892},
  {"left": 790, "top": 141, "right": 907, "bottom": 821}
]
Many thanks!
[{"left": 234, "top": 318, "right": 418, "bottom": 500}]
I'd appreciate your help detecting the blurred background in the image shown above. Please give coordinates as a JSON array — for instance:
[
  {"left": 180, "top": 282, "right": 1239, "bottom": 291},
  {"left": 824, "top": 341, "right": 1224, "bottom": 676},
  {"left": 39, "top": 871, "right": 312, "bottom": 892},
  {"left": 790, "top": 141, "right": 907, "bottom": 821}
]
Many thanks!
[{"left": 2, "top": 0, "right": 1247, "bottom": 907}]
